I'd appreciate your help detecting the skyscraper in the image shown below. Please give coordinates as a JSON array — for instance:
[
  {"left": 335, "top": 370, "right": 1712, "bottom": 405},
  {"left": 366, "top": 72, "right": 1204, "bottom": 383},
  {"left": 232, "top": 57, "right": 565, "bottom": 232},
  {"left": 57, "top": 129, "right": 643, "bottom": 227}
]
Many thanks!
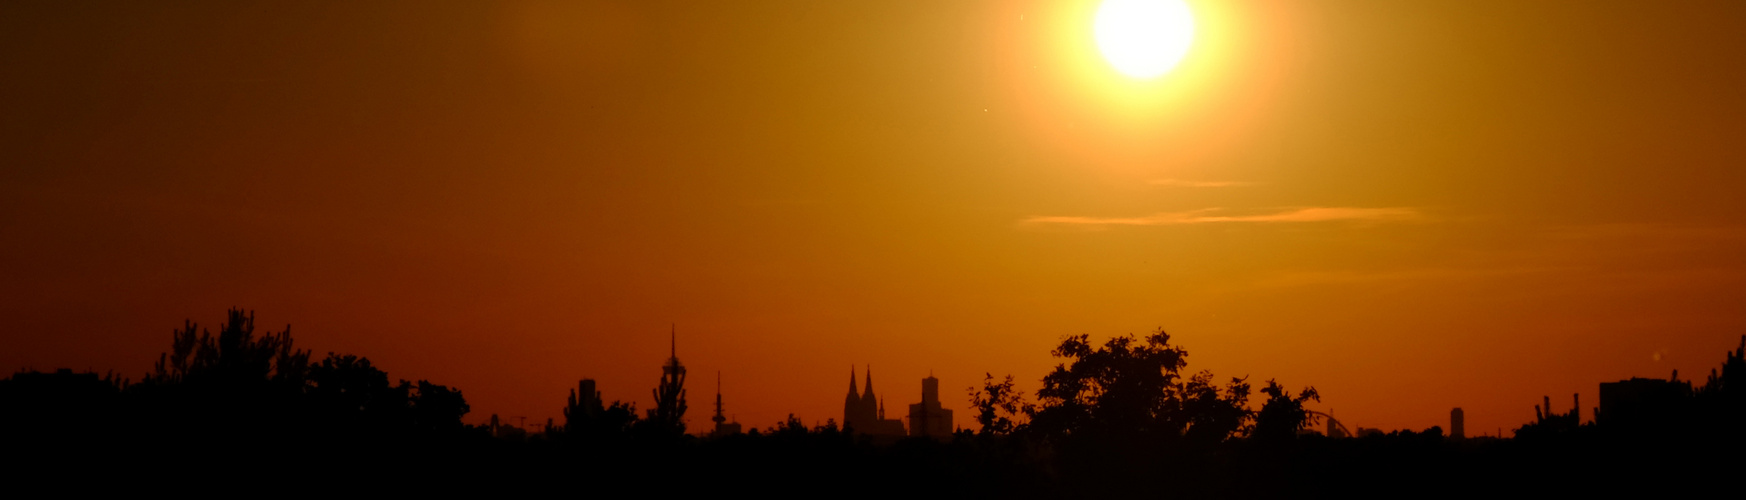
[
  {"left": 1450, "top": 407, "right": 1465, "bottom": 439},
  {"left": 565, "top": 378, "right": 603, "bottom": 429}
]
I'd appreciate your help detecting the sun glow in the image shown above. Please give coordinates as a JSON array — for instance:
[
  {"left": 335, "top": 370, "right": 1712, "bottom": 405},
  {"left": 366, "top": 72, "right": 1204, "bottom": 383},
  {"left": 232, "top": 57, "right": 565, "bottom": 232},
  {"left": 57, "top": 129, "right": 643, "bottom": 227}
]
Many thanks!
[{"left": 1094, "top": 0, "right": 1196, "bottom": 79}]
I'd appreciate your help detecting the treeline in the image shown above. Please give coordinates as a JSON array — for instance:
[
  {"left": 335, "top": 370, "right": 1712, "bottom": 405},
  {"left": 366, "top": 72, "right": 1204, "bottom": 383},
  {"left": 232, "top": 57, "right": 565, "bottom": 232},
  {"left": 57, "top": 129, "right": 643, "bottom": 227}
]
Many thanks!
[
  {"left": 4, "top": 311, "right": 1744, "bottom": 496},
  {"left": 1, "top": 309, "right": 481, "bottom": 489},
  {"left": 950, "top": 332, "right": 1746, "bottom": 497},
  {"left": 1, "top": 310, "right": 472, "bottom": 434}
]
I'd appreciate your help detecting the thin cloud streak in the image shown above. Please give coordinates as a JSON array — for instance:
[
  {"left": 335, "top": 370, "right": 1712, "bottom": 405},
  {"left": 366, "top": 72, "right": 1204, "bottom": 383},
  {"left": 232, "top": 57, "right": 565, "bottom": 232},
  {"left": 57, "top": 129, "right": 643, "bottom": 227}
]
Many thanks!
[
  {"left": 1022, "top": 207, "right": 1422, "bottom": 227},
  {"left": 1146, "top": 179, "right": 1253, "bottom": 187}
]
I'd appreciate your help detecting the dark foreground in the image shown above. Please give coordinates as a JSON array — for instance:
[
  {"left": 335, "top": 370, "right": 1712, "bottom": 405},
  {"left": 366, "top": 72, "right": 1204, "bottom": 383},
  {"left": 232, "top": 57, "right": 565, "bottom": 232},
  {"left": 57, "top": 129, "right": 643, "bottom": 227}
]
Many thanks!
[{"left": 5, "top": 311, "right": 1744, "bottom": 497}]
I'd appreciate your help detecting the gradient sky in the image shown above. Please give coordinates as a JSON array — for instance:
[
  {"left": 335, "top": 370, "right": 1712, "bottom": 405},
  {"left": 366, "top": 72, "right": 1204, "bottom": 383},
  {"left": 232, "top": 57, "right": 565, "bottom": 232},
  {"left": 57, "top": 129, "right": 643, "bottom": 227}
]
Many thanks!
[{"left": 6, "top": 0, "right": 1746, "bottom": 437}]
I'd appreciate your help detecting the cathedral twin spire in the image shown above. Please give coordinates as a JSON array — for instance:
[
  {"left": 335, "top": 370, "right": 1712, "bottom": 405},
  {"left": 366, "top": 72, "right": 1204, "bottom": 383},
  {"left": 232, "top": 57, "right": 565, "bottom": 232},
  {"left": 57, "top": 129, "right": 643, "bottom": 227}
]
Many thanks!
[
  {"left": 846, "top": 365, "right": 878, "bottom": 402},
  {"left": 843, "top": 365, "right": 901, "bottom": 434}
]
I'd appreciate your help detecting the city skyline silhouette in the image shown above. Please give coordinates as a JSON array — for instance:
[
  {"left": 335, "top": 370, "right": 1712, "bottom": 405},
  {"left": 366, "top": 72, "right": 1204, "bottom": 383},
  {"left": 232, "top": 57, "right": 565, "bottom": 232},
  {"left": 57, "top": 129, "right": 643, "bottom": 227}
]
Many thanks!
[
  {"left": 6, "top": 2, "right": 1746, "bottom": 481},
  {"left": 6, "top": 308, "right": 1743, "bottom": 496}
]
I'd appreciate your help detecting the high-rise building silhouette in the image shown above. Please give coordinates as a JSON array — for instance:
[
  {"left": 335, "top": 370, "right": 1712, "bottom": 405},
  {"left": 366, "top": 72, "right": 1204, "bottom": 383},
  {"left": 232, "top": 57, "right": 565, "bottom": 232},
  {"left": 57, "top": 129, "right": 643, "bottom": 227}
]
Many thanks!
[
  {"left": 1450, "top": 407, "right": 1465, "bottom": 439},
  {"left": 843, "top": 365, "right": 905, "bottom": 436},
  {"left": 907, "top": 374, "right": 953, "bottom": 440},
  {"left": 1319, "top": 411, "right": 1349, "bottom": 438},
  {"left": 564, "top": 378, "right": 604, "bottom": 432}
]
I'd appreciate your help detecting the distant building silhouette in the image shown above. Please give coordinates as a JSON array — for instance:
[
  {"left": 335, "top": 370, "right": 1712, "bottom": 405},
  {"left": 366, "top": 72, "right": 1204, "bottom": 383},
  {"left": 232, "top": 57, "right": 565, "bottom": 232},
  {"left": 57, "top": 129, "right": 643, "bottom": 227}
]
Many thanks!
[
  {"left": 489, "top": 413, "right": 527, "bottom": 440},
  {"left": 907, "top": 374, "right": 953, "bottom": 440},
  {"left": 843, "top": 366, "right": 905, "bottom": 436},
  {"left": 710, "top": 371, "right": 741, "bottom": 437},
  {"left": 1450, "top": 407, "right": 1465, "bottom": 439},
  {"left": 1598, "top": 374, "right": 1691, "bottom": 429},
  {"left": 1353, "top": 427, "right": 1384, "bottom": 438},
  {"left": 1308, "top": 410, "right": 1349, "bottom": 438},
  {"left": 1326, "top": 416, "right": 1348, "bottom": 438},
  {"left": 567, "top": 378, "right": 603, "bottom": 423},
  {"left": 1519, "top": 393, "right": 1583, "bottom": 437}
]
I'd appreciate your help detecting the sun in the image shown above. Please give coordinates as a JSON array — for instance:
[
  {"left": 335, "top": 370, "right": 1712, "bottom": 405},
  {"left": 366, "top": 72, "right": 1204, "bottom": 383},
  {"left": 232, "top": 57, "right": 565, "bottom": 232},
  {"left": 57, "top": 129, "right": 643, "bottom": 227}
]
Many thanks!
[{"left": 1093, "top": 0, "right": 1196, "bottom": 79}]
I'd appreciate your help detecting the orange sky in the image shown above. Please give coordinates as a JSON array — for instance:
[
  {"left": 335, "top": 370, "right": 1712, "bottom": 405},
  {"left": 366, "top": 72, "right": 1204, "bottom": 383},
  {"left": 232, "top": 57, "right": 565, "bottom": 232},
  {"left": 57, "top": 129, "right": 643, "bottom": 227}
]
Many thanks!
[{"left": 5, "top": 0, "right": 1746, "bottom": 437}]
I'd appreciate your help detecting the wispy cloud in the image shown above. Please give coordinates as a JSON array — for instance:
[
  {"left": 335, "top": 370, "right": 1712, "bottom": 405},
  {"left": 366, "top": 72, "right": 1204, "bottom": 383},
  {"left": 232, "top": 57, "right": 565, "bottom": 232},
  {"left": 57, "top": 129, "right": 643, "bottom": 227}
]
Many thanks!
[
  {"left": 1146, "top": 179, "right": 1253, "bottom": 188},
  {"left": 738, "top": 198, "right": 821, "bottom": 207},
  {"left": 1021, "top": 207, "right": 1421, "bottom": 227},
  {"left": 1246, "top": 266, "right": 1565, "bottom": 290}
]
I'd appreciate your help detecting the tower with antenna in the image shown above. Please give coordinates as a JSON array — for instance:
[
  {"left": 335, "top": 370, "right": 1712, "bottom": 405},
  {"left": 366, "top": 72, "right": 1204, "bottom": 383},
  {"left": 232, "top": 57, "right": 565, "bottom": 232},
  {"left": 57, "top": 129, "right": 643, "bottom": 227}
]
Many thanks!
[
  {"left": 649, "top": 324, "right": 688, "bottom": 434},
  {"left": 710, "top": 371, "right": 742, "bottom": 437}
]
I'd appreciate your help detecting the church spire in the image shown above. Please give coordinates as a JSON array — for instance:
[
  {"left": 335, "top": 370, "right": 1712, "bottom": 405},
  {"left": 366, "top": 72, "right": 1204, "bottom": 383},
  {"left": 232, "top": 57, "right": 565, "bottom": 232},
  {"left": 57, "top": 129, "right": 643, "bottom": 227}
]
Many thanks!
[
  {"left": 847, "top": 366, "right": 858, "bottom": 397},
  {"left": 863, "top": 365, "right": 875, "bottom": 400}
]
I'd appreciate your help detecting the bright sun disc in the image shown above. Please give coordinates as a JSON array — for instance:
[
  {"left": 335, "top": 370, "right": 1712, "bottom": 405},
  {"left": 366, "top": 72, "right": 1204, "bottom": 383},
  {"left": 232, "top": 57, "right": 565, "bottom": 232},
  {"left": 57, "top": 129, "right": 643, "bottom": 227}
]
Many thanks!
[{"left": 1094, "top": 0, "right": 1195, "bottom": 79}]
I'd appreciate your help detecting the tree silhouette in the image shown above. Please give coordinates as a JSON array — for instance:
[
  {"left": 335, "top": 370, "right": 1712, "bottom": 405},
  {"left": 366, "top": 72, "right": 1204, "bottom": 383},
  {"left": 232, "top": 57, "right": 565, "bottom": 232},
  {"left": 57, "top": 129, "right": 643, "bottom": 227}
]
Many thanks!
[
  {"left": 145, "top": 309, "right": 309, "bottom": 391},
  {"left": 127, "top": 310, "right": 474, "bottom": 442},
  {"left": 968, "top": 373, "right": 1032, "bottom": 436},
  {"left": 1030, "top": 330, "right": 1252, "bottom": 443},
  {"left": 645, "top": 351, "right": 687, "bottom": 435},
  {"left": 1252, "top": 379, "right": 1320, "bottom": 441},
  {"left": 404, "top": 379, "right": 469, "bottom": 432},
  {"left": 1178, "top": 371, "right": 1253, "bottom": 443},
  {"left": 308, "top": 353, "right": 393, "bottom": 415},
  {"left": 1696, "top": 335, "right": 1746, "bottom": 435},
  {"left": 306, "top": 352, "right": 404, "bottom": 431}
]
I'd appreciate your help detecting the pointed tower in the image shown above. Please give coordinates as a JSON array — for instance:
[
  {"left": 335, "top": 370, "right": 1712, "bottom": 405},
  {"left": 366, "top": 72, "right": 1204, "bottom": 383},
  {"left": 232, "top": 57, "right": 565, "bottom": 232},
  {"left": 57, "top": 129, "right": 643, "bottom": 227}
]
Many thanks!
[
  {"left": 709, "top": 371, "right": 741, "bottom": 437},
  {"left": 844, "top": 366, "right": 861, "bottom": 430},
  {"left": 864, "top": 366, "right": 881, "bottom": 430},
  {"left": 713, "top": 371, "right": 727, "bottom": 427},
  {"left": 840, "top": 365, "right": 904, "bottom": 437},
  {"left": 862, "top": 365, "right": 879, "bottom": 414},
  {"left": 848, "top": 366, "right": 859, "bottom": 399}
]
